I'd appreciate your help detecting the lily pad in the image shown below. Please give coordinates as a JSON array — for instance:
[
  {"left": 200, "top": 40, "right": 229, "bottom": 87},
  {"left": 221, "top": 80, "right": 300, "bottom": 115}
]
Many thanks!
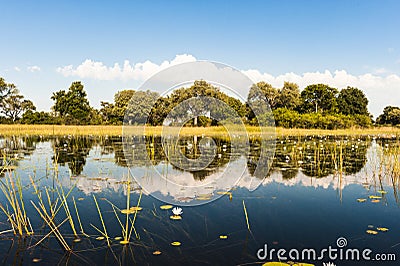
[
  {"left": 171, "top": 241, "right": 181, "bottom": 246},
  {"left": 160, "top": 205, "right": 173, "bottom": 210},
  {"left": 371, "top": 199, "right": 380, "bottom": 203},
  {"left": 96, "top": 236, "right": 105, "bottom": 240},
  {"left": 377, "top": 190, "right": 387, "bottom": 194},
  {"left": 170, "top": 215, "right": 182, "bottom": 220},
  {"left": 366, "top": 230, "right": 378, "bottom": 235},
  {"left": 262, "top": 262, "right": 290, "bottom": 266},
  {"left": 114, "top": 236, "right": 122, "bottom": 240},
  {"left": 121, "top": 207, "right": 142, "bottom": 214},
  {"left": 153, "top": 250, "right": 162, "bottom": 255},
  {"left": 219, "top": 235, "right": 228, "bottom": 239},
  {"left": 369, "top": 195, "right": 382, "bottom": 199},
  {"left": 377, "top": 227, "right": 389, "bottom": 232},
  {"left": 357, "top": 198, "right": 367, "bottom": 202},
  {"left": 196, "top": 196, "right": 212, "bottom": 201}
]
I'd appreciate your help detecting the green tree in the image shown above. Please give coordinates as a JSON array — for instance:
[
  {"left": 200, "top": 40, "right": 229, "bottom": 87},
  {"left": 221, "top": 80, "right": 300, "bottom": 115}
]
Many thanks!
[
  {"left": 277, "top": 82, "right": 301, "bottom": 110},
  {"left": 337, "top": 86, "right": 369, "bottom": 116},
  {"left": 376, "top": 106, "right": 400, "bottom": 125},
  {"left": 250, "top": 82, "right": 280, "bottom": 109},
  {"left": 113, "top": 90, "right": 136, "bottom": 118},
  {"left": 51, "top": 81, "right": 91, "bottom": 124},
  {"left": 125, "top": 90, "right": 159, "bottom": 124},
  {"left": 0, "top": 94, "right": 35, "bottom": 121},
  {"left": 0, "top": 77, "right": 36, "bottom": 122},
  {"left": 0, "top": 77, "right": 17, "bottom": 102},
  {"left": 300, "top": 84, "right": 338, "bottom": 113}
]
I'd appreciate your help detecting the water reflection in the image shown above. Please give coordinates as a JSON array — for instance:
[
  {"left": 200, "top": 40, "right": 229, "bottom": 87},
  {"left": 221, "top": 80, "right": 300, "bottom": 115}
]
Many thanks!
[{"left": 0, "top": 135, "right": 389, "bottom": 180}]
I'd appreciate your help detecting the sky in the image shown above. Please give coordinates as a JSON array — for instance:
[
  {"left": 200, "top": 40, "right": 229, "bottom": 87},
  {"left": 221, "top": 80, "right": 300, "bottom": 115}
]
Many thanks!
[{"left": 1, "top": 0, "right": 400, "bottom": 117}]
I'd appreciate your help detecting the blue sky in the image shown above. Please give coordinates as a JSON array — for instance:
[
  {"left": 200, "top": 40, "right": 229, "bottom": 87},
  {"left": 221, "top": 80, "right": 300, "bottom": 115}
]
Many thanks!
[{"left": 1, "top": 0, "right": 400, "bottom": 117}]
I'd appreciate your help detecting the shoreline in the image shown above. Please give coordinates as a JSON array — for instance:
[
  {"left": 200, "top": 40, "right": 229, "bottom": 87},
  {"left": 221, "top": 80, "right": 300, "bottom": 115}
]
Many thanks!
[{"left": 0, "top": 124, "right": 400, "bottom": 137}]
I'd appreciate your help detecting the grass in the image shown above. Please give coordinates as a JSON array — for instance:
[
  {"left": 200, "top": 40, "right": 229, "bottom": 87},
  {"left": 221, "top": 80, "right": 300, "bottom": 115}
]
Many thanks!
[{"left": 1, "top": 124, "right": 400, "bottom": 137}]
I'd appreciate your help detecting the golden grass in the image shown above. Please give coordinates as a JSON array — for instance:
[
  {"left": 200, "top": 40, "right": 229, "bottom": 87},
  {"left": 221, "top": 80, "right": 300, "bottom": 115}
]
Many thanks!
[{"left": 0, "top": 124, "right": 400, "bottom": 137}]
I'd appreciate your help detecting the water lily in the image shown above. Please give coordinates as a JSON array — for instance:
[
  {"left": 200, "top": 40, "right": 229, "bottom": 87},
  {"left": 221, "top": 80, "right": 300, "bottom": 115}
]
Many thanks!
[{"left": 172, "top": 207, "right": 183, "bottom": 216}]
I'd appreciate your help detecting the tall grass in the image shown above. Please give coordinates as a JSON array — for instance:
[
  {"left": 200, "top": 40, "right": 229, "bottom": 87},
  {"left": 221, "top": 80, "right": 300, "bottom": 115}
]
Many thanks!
[
  {"left": 0, "top": 171, "right": 33, "bottom": 236},
  {"left": 1, "top": 124, "right": 400, "bottom": 137}
]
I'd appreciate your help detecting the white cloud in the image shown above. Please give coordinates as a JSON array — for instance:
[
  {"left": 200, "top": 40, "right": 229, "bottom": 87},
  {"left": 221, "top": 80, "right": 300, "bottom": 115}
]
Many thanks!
[
  {"left": 27, "top": 65, "right": 41, "bottom": 72},
  {"left": 14, "top": 66, "right": 21, "bottom": 72},
  {"left": 56, "top": 54, "right": 197, "bottom": 81}
]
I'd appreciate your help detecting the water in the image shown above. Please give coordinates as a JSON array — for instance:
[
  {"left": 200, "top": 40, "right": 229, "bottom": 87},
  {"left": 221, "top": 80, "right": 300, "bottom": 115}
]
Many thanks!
[{"left": 0, "top": 135, "right": 399, "bottom": 265}]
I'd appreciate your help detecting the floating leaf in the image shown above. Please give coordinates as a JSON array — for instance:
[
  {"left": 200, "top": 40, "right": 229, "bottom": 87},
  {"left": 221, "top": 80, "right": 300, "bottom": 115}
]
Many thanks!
[
  {"left": 32, "top": 258, "right": 42, "bottom": 263},
  {"left": 121, "top": 208, "right": 141, "bottom": 214},
  {"left": 369, "top": 195, "right": 382, "bottom": 199},
  {"left": 219, "top": 235, "right": 228, "bottom": 239},
  {"left": 78, "top": 197, "right": 85, "bottom": 201},
  {"left": 170, "top": 215, "right": 182, "bottom": 220},
  {"left": 130, "top": 206, "right": 142, "bottom": 211},
  {"left": 96, "top": 236, "right": 105, "bottom": 240},
  {"left": 114, "top": 236, "right": 122, "bottom": 240},
  {"left": 196, "top": 196, "right": 212, "bottom": 201},
  {"left": 357, "top": 198, "right": 367, "bottom": 202},
  {"left": 73, "top": 238, "right": 82, "bottom": 243},
  {"left": 377, "top": 190, "right": 387, "bottom": 194},
  {"left": 368, "top": 225, "right": 374, "bottom": 228},
  {"left": 262, "top": 262, "right": 290, "bottom": 266},
  {"left": 377, "top": 227, "right": 389, "bottom": 232},
  {"left": 120, "top": 240, "right": 129, "bottom": 245},
  {"left": 366, "top": 230, "right": 378, "bottom": 235},
  {"left": 160, "top": 205, "right": 173, "bottom": 210},
  {"left": 171, "top": 241, "right": 181, "bottom": 246},
  {"left": 371, "top": 199, "right": 380, "bottom": 203},
  {"left": 153, "top": 250, "right": 162, "bottom": 255}
]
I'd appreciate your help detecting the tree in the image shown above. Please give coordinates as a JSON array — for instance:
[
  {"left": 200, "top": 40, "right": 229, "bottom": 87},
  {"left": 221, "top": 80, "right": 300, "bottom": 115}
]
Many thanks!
[
  {"left": 337, "top": 86, "right": 369, "bottom": 116},
  {"left": 277, "top": 82, "right": 301, "bottom": 110},
  {"left": 113, "top": 90, "right": 136, "bottom": 119},
  {"left": 153, "top": 80, "right": 245, "bottom": 126},
  {"left": 0, "top": 77, "right": 36, "bottom": 121},
  {"left": 0, "top": 77, "right": 17, "bottom": 102},
  {"left": 51, "top": 81, "right": 91, "bottom": 124},
  {"left": 125, "top": 90, "right": 159, "bottom": 124},
  {"left": 0, "top": 94, "right": 35, "bottom": 121},
  {"left": 376, "top": 106, "right": 400, "bottom": 125},
  {"left": 300, "top": 84, "right": 338, "bottom": 113},
  {"left": 249, "top": 82, "right": 280, "bottom": 109}
]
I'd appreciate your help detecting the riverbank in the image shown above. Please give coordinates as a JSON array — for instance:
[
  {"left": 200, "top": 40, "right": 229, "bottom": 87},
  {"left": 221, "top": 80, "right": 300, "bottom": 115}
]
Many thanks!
[{"left": 1, "top": 124, "right": 400, "bottom": 137}]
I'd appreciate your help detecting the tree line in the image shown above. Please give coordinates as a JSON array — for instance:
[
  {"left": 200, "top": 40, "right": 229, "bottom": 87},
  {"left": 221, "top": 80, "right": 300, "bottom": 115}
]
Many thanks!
[{"left": 1, "top": 76, "right": 399, "bottom": 128}]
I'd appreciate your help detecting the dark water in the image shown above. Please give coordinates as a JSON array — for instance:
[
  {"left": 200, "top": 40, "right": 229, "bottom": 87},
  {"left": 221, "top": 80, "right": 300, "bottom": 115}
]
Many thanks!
[{"left": 0, "top": 135, "right": 399, "bottom": 265}]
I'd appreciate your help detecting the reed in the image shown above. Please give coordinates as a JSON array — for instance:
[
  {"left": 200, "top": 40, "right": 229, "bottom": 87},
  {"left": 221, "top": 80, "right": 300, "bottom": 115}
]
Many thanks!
[
  {"left": 242, "top": 200, "right": 251, "bottom": 232},
  {"left": 0, "top": 171, "right": 33, "bottom": 236},
  {"left": 91, "top": 195, "right": 111, "bottom": 246}
]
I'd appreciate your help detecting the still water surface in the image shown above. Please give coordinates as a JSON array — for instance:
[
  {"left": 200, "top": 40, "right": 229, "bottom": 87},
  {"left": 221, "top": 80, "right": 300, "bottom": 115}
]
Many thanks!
[{"left": 0, "top": 135, "right": 399, "bottom": 265}]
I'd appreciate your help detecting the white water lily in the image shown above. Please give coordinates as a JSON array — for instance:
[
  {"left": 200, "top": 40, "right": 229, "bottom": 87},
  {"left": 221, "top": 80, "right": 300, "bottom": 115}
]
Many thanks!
[{"left": 172, "top": 207, "right": 183, "bottom": 216}]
